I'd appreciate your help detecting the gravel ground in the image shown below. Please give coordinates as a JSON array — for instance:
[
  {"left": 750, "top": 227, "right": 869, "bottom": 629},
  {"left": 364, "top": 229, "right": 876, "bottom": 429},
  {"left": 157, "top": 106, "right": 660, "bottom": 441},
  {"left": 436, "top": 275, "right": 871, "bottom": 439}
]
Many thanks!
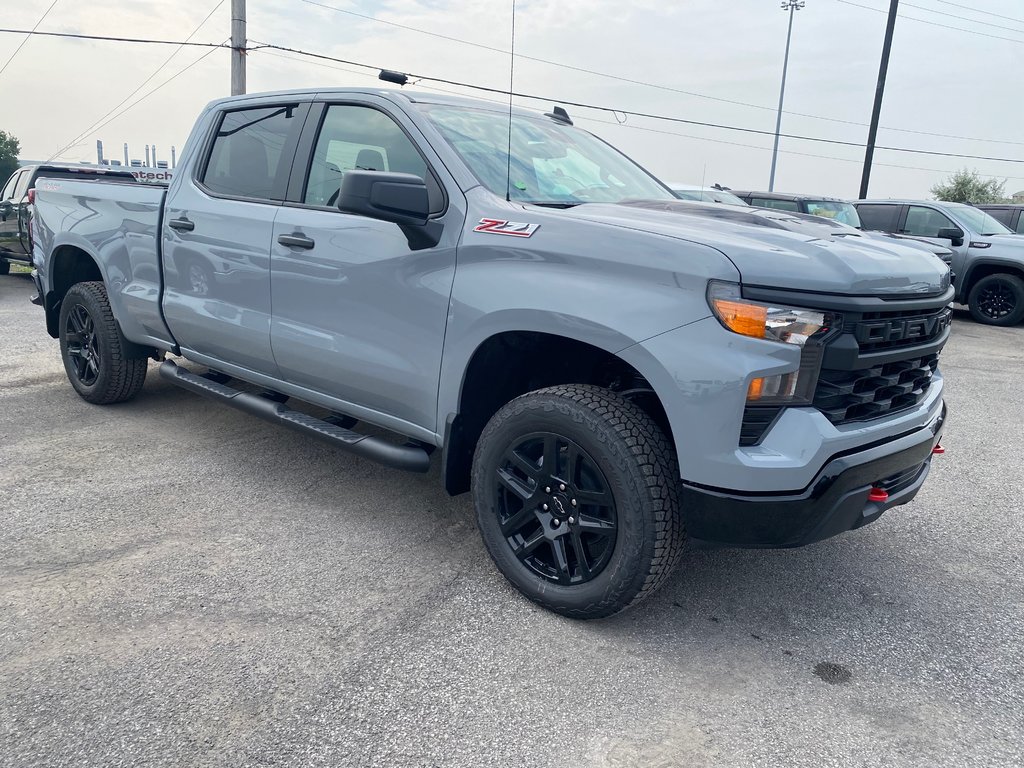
[{"left": 1, "top": 271, "right": 1022, "bottom": 768}]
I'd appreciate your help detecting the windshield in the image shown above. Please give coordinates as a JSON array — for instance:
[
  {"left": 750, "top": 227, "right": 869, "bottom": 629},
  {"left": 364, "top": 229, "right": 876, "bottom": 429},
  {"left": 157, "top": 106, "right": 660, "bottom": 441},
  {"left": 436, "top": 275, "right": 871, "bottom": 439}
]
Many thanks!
[
  {"left": 952, "top": 206, "right": 1012, "bottom": 236},
  {"left": 420, "top": 105, "right": 674, "bottom": 205},
  {"left": 804, "top": 200, "right": 861, "bottom": 228}
]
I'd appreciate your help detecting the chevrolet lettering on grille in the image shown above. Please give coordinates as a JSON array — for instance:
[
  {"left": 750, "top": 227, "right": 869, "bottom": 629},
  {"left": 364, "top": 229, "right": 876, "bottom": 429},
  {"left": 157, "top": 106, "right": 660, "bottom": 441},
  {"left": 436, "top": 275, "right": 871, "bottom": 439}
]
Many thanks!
[{"left": 855, "top": 309, "right": 952, "bottom": 345}]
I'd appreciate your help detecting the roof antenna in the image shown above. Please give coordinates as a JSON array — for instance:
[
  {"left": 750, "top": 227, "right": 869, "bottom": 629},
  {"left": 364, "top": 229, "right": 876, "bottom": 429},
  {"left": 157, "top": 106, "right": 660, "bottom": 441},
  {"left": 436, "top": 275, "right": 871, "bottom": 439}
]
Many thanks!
[{"left": 505, "top": 0, "right": 516, "bottom": 202}]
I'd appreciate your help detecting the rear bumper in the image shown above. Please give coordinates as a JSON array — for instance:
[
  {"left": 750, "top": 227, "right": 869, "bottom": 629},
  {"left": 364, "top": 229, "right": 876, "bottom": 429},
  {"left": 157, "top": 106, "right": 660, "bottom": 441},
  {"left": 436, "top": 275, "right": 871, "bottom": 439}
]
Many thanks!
[{"left": 682, "top": 402, "right": 945, "bottom": 548}]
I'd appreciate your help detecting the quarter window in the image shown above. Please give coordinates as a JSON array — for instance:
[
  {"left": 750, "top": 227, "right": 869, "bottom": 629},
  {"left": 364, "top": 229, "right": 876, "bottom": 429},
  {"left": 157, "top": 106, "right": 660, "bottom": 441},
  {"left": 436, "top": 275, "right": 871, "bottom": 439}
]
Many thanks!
[
  {"left": 201, "top": 105, "right": 301, "bottom": 201},
  {"left": 903, "top": 206, "right": 954, "bottom": 238},
  {"left": 1016, "top": 213, "right": 1024, "bottom": 235},
  {"left": 13, "top": 170, "right": 31, "bottom": 200}
]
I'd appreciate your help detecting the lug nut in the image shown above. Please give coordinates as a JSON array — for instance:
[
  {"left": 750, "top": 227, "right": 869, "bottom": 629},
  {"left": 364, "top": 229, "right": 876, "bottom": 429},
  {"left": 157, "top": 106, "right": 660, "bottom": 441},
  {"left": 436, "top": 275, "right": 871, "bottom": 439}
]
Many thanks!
[
  {"left": 542, "top": 503, "right": 549, "bottom": 511},
  {"left": 571, "top": 499, "right": 577, "bottom": 506},
  {"left": 545, "top": 486, "right": 551, "bottom": 493},
  {"left": 568, "top": 516, "right": 575, "bottom": 524},
  {"left": 552, "top": 519, "right": 561, "bottom": 527},
  {"left": 559, "top": 484, "right": 566, "bottom": 491}
]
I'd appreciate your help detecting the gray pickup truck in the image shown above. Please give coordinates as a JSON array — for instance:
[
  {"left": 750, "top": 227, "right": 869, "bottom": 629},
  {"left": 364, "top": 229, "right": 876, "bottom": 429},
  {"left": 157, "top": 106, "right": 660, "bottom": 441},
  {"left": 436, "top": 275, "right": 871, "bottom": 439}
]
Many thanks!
[
  {"left": 855, "top": 199, "right": 1024, "bottom": 326},
  {"left": 30, "top": 87, "right": 950, "bottom": 618}
]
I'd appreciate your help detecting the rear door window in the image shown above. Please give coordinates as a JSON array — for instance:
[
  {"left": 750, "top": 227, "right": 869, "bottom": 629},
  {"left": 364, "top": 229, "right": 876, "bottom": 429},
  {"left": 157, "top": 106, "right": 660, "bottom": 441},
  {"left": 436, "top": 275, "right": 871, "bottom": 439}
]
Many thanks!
[
  {"left": 201, "top": 105, "right": 303, "bottom": 201},
  {"left": 983, "top": 208, "right": 1013, "bottom": 226},
  {"left": 13, "top": 170, "right": 31, "bottom": 200},
  {"left": 1016, "top": 212, "right": 1024, "bottom": 234},
  {"left": 856, "top": 204, "right": 901, "bottom": 232}
]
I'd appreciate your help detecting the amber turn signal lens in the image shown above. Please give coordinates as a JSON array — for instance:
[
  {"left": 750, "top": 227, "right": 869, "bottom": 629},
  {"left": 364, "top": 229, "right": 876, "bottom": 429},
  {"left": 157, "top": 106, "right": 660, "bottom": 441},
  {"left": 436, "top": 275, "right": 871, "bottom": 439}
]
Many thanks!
[
  {"left": 711, "top": 299, "right": 768, "bottom": 339},
  {"left": 747, "top": 377, "right": 765, "bottom": 400}
]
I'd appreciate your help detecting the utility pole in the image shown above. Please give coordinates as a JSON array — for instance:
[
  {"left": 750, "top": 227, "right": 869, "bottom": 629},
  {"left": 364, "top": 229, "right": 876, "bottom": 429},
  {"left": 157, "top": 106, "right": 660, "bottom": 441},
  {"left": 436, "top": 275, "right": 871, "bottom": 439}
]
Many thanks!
[
  {"left": 859, "top": 0, "right": 898, "bottom": 199},
  {"left": 231, "top": 0, "right": 246, "bottom": 96},
  {"left": 769, "top": 0, "right": 804, "bottom": 192}
]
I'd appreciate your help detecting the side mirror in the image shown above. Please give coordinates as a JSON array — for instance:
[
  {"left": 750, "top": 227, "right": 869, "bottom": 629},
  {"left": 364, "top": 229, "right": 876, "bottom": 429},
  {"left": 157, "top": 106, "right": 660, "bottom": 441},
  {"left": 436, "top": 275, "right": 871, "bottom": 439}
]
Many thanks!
[
  {"left": 937, "top": 227, "right": 964, "bottom": 247},
  {"left": 337, "top": 170, "right": 429, "bottom": 226}
]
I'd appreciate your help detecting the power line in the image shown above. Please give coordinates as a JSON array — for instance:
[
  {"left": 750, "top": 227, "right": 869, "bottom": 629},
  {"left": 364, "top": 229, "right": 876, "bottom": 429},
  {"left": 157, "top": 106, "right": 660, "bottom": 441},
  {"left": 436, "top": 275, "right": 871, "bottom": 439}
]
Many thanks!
[
  {"left": 931, "top": 0, "right": 1024, "bottom": 24},
  {"left": 835, "top": 0, "right": 1024, "bottom": 44},
  {"left": 252, "top": 42, "right": 1024, "bottom": 165},
  {"left": 298, "top": 0, "right": 1023, "bottom": 147},
  {"left": 50, "top": 41, "right": 226, "bottom": 161},
  {"left": 0, "top": 0, "right": 60, "bottom": 77},
  {"left": 901, "top": 1, "right": 1024, "bottom": 31},
  {"left": 0, "top": 28, "right": 227, "bottom": 48},
  {"left": 48, "top": 0, "right": 226, "bottom": 162}
]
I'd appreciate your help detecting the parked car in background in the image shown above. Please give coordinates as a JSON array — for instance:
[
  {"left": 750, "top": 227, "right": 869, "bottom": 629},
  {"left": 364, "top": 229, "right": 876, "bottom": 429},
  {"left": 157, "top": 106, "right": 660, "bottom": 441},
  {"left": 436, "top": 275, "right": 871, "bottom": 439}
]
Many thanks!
[
  {"left": 1, "top": 163, "right": 136, "bottom": 274},
  {"left": 730, "top": 190, "right": 862, "bottom": 228},
  {"left": 975, "top": 204, "right": 1024, "bottom": 235},
  {"left": 854, "top": 199, "right": 1024, "bottom": 326},
  {"left": 667, "top": 184, "right": 748, "bottom": 205}
]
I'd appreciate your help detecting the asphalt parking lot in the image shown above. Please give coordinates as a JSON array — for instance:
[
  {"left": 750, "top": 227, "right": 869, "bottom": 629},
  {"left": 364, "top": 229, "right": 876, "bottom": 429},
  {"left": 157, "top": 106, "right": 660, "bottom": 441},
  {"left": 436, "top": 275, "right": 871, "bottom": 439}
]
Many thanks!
[{"left": 1, "top": 270, "right": 1022, "bottom": 768}]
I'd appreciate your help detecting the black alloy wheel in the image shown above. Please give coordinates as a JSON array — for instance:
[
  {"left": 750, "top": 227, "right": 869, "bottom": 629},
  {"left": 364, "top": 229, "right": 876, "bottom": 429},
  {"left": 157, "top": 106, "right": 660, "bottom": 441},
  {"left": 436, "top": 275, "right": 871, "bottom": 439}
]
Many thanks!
[
  {"left": 64, "top": 303, "right": 101, "bottom": 386},
  {"left": 968, "top": 273, "right": 1024, "bottom": 326},
  {"left": 58, "top": 281, "right": 148, "bottom": 404},
  {"left": 495, "top": 432, "right": 618, "bottom": 586},
  {"left": 472, "top": 384, "right": 686, "bottom": 619}
]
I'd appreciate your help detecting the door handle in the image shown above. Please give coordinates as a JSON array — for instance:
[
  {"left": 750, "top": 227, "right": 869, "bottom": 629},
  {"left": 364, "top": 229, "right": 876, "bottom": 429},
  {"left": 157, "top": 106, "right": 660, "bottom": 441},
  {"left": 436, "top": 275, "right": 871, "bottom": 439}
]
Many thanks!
[
  {"left": 168, "top": 217, "right": 195, "bottom": 232},
  {"left": 278, "top": 233, "right": 315, "bottom": 249}
]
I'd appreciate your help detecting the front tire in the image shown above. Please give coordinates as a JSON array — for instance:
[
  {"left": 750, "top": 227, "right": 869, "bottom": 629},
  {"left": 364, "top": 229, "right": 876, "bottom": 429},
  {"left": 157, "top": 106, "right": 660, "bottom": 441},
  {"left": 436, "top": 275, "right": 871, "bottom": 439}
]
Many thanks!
[
  {"left": 59, "top": 281, "right": 148, "bottom": 404},
  {"left": 967, "top": 273, "right": 1024, "bottom": 326},
  {"left": 471, "top": 384, "right": 685, "bottom": 619}
]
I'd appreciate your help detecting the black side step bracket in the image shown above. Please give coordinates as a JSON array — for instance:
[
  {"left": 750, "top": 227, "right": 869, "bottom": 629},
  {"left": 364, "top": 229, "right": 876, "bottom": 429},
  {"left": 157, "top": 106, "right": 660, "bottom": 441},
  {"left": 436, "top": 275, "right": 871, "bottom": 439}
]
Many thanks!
[{"left": 159, "top": 360, "right": 431, "bottom": 473}]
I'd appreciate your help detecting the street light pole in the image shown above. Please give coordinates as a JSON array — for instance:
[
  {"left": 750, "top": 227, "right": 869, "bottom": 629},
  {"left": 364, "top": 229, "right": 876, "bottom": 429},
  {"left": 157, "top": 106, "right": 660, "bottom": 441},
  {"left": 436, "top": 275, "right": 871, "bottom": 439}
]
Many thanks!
[
  {"left": 768, "top": 0, "right": 804, "bottom": 192},
  {"left": 859, "top": 0, "right": 899, "bottom": 199}
]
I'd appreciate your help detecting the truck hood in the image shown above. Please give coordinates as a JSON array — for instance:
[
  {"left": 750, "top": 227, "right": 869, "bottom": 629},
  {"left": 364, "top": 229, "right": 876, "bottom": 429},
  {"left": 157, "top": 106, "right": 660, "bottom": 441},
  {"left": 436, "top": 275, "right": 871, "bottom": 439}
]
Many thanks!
[{"left": 558, "top": 201, "right": 950, "bottom": 296}]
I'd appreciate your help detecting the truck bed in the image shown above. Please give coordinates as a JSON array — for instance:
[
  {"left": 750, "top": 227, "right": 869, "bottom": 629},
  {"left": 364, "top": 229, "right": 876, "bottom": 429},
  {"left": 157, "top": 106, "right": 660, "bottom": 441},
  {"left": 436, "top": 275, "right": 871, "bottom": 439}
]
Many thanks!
[{"left": 33, "top": 178, "right": 173, "bottom": 349}]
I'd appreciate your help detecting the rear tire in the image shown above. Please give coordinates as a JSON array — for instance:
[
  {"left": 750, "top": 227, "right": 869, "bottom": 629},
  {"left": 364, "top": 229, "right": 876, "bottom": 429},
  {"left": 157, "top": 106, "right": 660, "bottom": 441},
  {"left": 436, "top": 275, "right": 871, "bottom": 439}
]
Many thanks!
[
  {"left": 967, "top": 273, "right": 1024, "bottom": 326},
  {"left": 0, "top": 259, "right": 10, "bottom": 275},
  {"left": 471, "top": 384, "right": 685, "bottom": 619},
  {"left": 58, "top": 281, "right": 148, "bottom": 404}
]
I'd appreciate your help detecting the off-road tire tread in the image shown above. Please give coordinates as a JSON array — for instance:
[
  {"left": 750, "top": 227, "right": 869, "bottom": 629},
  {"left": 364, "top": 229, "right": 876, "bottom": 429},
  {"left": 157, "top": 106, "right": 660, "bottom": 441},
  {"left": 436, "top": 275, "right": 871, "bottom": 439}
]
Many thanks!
[
  {"left": 473, "top": 384, "right": 685, "bottom": 619},
  {"left": 61, "top": 281, "right": 147, "bottom": 404}
]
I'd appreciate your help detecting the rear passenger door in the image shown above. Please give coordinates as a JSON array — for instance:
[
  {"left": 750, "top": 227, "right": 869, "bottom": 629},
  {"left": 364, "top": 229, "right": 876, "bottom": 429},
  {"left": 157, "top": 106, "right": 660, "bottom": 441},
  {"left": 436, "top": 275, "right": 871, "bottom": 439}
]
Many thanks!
[
  {"left": 269, "top": 98, "right": 463, "bottom": 434},
  {"left": 162, "top": 101, "right": 308, "bottom": 377}
]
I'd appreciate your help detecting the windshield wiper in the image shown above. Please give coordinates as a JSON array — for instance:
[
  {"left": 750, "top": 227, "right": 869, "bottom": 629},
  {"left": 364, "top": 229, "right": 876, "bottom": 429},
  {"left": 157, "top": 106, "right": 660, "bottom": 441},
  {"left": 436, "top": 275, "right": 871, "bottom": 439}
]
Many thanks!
[{"left": 522, "top": 201, "right": 580, "bottom": 209}]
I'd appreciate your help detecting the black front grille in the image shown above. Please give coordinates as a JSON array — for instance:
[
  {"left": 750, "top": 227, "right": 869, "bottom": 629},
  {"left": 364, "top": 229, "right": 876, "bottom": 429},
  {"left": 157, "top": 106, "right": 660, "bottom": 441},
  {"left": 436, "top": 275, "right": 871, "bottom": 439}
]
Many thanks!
[
  {"left": 849, "top": 307, "right": 952, "bottom": 353},
  {"left": 814, "top": 353, "right": 938, "bottom": 425}
]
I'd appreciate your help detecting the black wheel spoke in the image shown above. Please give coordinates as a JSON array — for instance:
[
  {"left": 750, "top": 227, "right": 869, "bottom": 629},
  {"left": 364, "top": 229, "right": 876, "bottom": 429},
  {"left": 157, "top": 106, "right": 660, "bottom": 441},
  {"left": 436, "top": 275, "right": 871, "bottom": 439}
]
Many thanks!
[
  {"left": 500, "top": 505, "right": 538, "bottom": 536},
  {"left": 512, "top": 529, "right": 546, "bottom": 561},
  {"left": 551, "top": 537, "right": 571, "bottom": 584},
  {"left": 567, "top": 443, "right": 583, "bottom": 487},
  {"left": 503, "top": 446, "right": 542, "bottom": 483},
  {"left": 576, "top": 512, "right": 615, "bottom": 532},
  {"left": 574, "top": 488, "right": 612, "bottom": 508},
  {"left": 68, "top": 307, "right": 86, "bottom": 335},
  {"left": 496, "top": 467, "right": 534, "bottom": 502},
  {"left": 569, "top": 530, "right": 592, "bottom": 581},
  {"left": 542, "top": 435, "right": 558, "bottom": 476}
]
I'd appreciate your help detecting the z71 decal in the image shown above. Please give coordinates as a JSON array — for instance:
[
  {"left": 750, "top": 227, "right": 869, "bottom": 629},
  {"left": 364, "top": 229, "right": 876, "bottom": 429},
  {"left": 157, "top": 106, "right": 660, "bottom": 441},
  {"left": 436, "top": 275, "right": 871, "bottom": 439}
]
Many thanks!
[{"left": 473, "top": 218, "right": 540, "bottom": 237}]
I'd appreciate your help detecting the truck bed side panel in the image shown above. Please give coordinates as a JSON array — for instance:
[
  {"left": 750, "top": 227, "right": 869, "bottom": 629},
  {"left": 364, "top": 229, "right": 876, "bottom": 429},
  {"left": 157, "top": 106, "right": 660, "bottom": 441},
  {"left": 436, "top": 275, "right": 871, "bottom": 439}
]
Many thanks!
[{"left": 33, "top": 179, "right": 174, "bottom": 348}]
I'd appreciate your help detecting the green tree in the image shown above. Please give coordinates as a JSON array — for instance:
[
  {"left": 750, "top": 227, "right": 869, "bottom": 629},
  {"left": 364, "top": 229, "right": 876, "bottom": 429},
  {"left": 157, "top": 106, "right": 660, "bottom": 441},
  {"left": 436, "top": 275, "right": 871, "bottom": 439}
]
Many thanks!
[
  {"left": 930, "top": 168, "right": 1008, "bottom": 204},
  {"left": 0, "top": 130, "right": 20, "bottom": 185}
]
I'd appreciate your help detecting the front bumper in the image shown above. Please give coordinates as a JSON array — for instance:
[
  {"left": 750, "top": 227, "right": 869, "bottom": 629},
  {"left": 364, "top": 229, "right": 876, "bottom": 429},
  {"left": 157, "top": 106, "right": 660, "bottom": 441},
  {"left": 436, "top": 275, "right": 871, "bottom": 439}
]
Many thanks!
[{"left": 682, "top": 402, "right": 945, "bottom": 548}]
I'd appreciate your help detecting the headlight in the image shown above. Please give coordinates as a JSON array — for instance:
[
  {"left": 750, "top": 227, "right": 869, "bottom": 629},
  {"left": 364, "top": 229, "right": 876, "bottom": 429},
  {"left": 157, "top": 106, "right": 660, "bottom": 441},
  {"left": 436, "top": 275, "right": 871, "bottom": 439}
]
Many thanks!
[
  {"left": 707, "top": 280, "right": 834, "bottom": 346},
  {"left": 707, "top": 281, "right": 837, "bottom": 404}
]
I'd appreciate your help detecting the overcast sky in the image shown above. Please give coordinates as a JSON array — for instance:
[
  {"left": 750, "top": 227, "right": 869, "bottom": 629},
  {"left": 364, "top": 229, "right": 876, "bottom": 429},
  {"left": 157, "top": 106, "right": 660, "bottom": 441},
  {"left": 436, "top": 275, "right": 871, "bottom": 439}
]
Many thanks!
[{"left": 2, "top": 0, "right": 1022, "bottom": 198}]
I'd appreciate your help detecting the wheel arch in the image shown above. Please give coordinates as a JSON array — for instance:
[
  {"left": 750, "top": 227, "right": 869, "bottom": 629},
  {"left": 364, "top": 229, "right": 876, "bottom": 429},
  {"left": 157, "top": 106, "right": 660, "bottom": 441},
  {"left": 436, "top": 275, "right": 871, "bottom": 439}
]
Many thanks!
[
  {"left": 440, "top": 327, "right": 676, "bottom": 496},
  {"left": 960, "top": 259, "right": 1024, "bottom": 302},
  {"left": 44, "top": 244, "right": 105, "bottom": 338}
]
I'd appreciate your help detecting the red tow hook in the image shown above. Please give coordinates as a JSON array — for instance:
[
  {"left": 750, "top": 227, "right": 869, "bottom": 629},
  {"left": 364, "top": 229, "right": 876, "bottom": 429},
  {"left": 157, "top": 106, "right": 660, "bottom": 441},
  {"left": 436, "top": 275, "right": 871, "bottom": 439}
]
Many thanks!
[
  {"left": 868, "top": 488, "right": 889, "bottom": 503},
  {"left": 932, "top": 444, "right": 945, "bottom": 455}
]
